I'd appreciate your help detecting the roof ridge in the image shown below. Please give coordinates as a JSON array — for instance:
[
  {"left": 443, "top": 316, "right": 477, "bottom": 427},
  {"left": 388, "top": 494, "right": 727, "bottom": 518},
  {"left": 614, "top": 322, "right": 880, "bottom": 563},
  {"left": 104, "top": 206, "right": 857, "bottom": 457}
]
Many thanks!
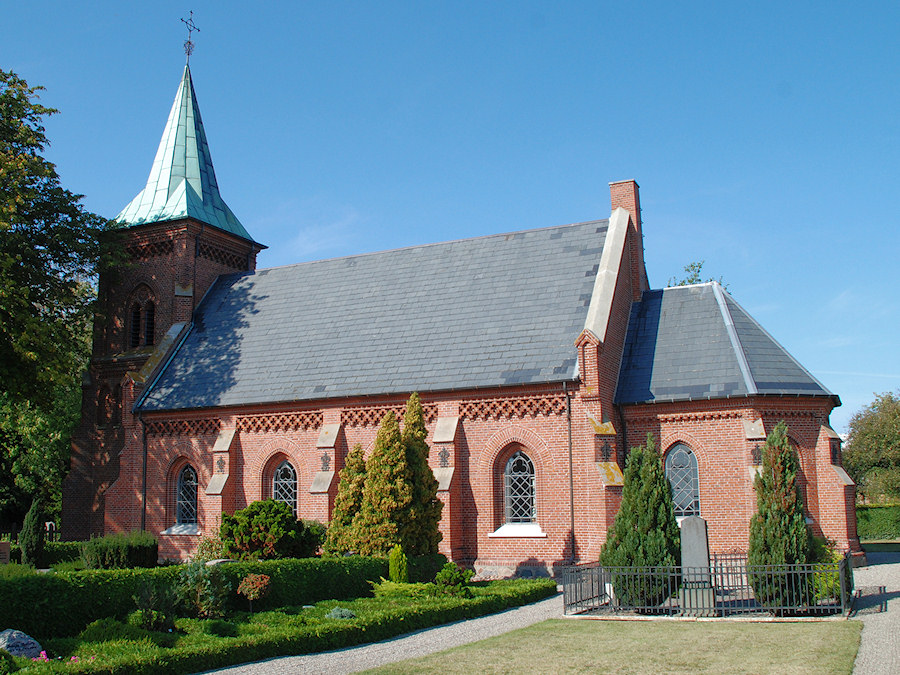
[
  {"left": 712, "top": 282, "right": 758, "bottom": 395},
  {"left": 254, "top": 218, "right": 610, "bottom": 273},
  {"left": 720, "top": 289, "right": 835, "bottom": 398}
]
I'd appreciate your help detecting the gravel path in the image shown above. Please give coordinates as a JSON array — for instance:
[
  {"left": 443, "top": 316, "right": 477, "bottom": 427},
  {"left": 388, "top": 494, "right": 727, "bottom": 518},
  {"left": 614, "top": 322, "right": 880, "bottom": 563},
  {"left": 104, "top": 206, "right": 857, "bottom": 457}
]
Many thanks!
[
  {"left": 852, "top": 552, "right": 900, "bottom": 675},
  {"left": 200, "top": 592, "right": 564, "bottom": 675}
]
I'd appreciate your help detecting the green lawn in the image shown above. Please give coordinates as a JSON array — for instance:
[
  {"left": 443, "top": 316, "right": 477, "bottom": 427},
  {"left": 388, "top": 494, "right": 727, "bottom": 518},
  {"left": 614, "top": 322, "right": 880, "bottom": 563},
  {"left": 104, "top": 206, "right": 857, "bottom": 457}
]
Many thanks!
[{"left": 368, "top": 618, "right": 862, "bottom": 675}]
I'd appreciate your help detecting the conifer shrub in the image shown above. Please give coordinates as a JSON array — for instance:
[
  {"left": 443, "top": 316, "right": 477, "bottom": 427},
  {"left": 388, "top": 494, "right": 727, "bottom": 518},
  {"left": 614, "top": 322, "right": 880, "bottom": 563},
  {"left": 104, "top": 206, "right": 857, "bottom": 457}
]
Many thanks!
[
  {"left": 353, "top": 412, "right": 411, "bottom": 556},
  {"left": 433, "top": 561, "right": 474, "bottom": 597},
  {"left": 324, "top": 444, "right": 367, "bottom": 554},
  {"left": 400, "top": 393, "right": 443, "bottom": 556},
  {"left": 219, "top": 499, "right": 310, "bottom": 560},
  {"left": 177, "top": 561, "right": 232, "bottom": 619},
  {"left": 388, "top": 544, "right": 409, "bottom": 583},
  {"left": 748, "top": 421, "right": 811, "bottom": 611},
  {"left": 599, "top": 434, "right": 681, "bottom": 608},
  {"left": 18, "top": 496, "right": 44, "bottom": 568},
  {"left": 80, "top": 530, "right": 158, "bottom": 569}
]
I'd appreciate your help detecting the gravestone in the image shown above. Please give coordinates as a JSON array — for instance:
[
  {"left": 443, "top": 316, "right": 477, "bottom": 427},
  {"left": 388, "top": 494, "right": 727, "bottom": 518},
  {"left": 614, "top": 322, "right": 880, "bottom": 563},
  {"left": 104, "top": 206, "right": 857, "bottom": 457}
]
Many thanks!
[
  {"left": 0, "top": 541, "right": 9, "bottom": 565},
  {"left": 680, "top": 515, "right": 715, "bottom": 616},
  {"left": 0, "top": 629, "right": 43, "bottom": 658}
]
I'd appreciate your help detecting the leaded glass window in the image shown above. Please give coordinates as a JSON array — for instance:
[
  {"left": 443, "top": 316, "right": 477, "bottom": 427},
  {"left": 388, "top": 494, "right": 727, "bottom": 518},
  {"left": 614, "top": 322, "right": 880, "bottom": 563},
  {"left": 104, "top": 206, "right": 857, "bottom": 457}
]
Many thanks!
[
  {"left": 129, "top": 303, "right": 142, "bottom": 348},
  {"left": 176, "top": 464, "right": 198, "bottom": 524},
  {"left": 144, "top": 301, "right": 155, "bottom": 346},
  {"left": 272, "top": 460, "right": 297, "bottom": 516},
  {"left": 665, "top": 443, "right": 700, "bottom": 518},
  {"left": 504, "top": 450, "right": 535, "bottom": 523}
]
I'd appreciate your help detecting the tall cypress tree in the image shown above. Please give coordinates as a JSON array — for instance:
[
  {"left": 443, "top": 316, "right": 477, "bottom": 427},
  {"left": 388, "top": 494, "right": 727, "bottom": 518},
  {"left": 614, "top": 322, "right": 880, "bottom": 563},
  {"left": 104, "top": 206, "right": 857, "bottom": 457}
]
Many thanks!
[
  {"left": 400, "top": 393, "right": 442, "bottom": 555},
  {"left": 352, "top": 412, "right": 412, "bottom": 556},
  {"left": 599, "top": 434, "right": 680, "bottom": 606},
  {"left": 748, "top": 421, "right": 810, "bottom": 608},
  {"left": 323, "top": 444, "right": 367, "bottom": 554}
]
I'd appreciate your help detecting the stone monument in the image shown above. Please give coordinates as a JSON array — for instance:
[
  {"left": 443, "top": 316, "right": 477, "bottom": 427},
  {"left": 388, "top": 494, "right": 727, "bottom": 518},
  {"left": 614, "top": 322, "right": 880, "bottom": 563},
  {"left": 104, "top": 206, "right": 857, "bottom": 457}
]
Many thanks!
[{"left": 680, "top": 515, "right": 716, "bottom": 616}]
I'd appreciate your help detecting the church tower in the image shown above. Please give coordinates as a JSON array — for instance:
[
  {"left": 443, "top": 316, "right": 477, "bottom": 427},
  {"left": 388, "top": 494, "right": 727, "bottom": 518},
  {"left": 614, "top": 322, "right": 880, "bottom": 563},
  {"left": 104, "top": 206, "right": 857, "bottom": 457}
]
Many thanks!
[{"left": 62, "top": 65, "right": 263, "bottom": 540}]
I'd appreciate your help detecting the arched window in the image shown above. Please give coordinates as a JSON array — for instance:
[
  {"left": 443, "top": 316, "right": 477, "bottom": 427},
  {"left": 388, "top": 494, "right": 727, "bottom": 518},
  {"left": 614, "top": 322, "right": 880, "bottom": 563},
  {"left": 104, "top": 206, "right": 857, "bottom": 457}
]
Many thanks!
[
  {"left": 176, "top": 465, "right": 198, "bottom": 525},
  {"left": 504, "top": 450, "right": 535, "bottom": 523},
  {"left": 272, "top": 460, "right": 297, "bottom": 516},
  {"left": 665, "top": 443, "right": 700, "bottom": 518},
  {"left": 129, "top": 302, "right": 143, "bottom": 348},
  {"left": 127, "top": 286, "right": 156, "bottom": 349},
  {"left": 110, "top": 384, "right": 122, "bottom": 426},
  {"left": 144, "top": 301, "right": 155, "bottom": 346}
]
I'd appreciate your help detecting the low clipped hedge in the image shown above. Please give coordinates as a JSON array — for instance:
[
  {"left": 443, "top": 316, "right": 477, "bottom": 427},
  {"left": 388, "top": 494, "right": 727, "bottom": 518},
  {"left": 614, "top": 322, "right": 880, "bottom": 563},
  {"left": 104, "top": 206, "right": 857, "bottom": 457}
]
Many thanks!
[
  {"left": 80, "top": 531, "right": 159, "bottom": 569},
  {"left": 7, "top": 540, "right": 82, "bottom": 566},
  {"left": 0, "top": 556, "right": 388, "bottom": 640},
  {"left": 48, "top": 579, "right": 557, "bottom": 675},
  {"left": 857, "top": 504, "right": 900, "bottom": 540}
]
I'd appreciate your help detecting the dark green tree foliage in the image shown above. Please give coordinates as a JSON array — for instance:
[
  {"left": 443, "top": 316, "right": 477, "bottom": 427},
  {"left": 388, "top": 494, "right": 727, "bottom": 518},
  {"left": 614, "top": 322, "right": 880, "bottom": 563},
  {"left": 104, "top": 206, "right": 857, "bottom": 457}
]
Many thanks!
[
  {"left": 219, "top": 499, "right": 311, "bottom": 560},
  {"left": 353, "top": 412, "right": 411, "bottom": 556},
  {"left": 599, "top": 434, "right": 681, "bottom": 607},
  {"left": 323, "top": 443, "right": 367, "bottom": 554},
  {"left": 843, "top": 391, "right": 900, "bottom": 502},
  {"left": 18, "top": 495, "right": 44, "bottom": 567},
  {"left": 748, "top": 421, "right": 811, "bottom": 609},
  {"left": 0, "top": 70, "right": 118, "bottom": 526},
  {"left": 400, "top": 392, "right": 443, "bottom": 556}
]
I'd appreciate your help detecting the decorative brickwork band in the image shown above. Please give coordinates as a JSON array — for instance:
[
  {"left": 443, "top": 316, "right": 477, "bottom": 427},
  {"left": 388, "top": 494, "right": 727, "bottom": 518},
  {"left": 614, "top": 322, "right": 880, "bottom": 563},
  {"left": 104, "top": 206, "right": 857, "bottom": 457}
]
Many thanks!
[
  {"left": 197, "top": 240, "right": 247, "bottom": 270},
  {"left": 126, "top": 239, "right": 175, "bottom": 260},
  {"left": 237, "top": 411, "right": 323, "bottom": 433},
  {"left": 341, "top": 404, "right": 438, "bottom": 428},
  {"left": 145, "top": 418, "right": 221, "bottom": 436},
  {"left": 460, "top": 394, "right": 566, "bottom": 420}
]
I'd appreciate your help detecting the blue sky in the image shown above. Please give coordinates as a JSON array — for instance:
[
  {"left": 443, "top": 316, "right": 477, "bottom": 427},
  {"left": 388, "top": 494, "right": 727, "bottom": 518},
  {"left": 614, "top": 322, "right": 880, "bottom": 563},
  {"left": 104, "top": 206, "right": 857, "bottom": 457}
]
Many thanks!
[{"left": 5, "top": 2, "right": 899, "bottom": 432}]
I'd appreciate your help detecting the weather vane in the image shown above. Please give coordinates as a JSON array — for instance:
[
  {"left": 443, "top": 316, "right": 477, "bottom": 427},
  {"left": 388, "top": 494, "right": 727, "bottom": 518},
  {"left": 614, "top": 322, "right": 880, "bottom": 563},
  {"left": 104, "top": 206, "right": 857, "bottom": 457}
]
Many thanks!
[{"left": 181, "top": 11, "right": 200, "bottom": 62}]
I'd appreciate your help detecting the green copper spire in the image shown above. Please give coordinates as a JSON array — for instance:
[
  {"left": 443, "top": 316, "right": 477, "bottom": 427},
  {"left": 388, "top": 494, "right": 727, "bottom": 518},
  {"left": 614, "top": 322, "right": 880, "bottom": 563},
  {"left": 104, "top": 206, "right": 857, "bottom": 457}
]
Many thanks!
[{"left": 117, "top": 65, "right": 254, "bottom": 242}]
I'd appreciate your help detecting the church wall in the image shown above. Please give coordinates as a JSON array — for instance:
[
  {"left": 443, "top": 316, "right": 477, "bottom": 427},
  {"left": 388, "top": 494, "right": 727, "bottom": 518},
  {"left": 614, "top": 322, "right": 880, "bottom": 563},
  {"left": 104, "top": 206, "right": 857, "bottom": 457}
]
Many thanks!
[{"left": 622, "top": 397, "right": 862, "bottom": 557}]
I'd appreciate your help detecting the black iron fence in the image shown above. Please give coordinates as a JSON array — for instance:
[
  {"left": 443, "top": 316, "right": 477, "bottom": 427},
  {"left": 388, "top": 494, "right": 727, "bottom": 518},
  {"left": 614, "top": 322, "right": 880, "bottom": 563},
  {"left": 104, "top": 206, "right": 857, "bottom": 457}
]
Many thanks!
[{"left": 562, "top": 553, "right": 854, "bottom": 617}]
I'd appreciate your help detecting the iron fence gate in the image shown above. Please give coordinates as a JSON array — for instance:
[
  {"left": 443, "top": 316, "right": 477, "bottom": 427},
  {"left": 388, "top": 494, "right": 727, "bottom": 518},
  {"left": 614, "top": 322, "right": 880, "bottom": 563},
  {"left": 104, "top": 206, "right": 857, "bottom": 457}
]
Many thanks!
[{"left": 561, "top": 553, "right": 853, "bottom": 617}]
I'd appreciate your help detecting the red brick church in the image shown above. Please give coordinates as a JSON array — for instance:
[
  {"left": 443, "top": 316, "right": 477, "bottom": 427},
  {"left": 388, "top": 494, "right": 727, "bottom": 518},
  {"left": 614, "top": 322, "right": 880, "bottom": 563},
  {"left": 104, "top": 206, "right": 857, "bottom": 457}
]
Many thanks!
[{"left": 61, "top": 65, "right": 861, "bottom": 574}]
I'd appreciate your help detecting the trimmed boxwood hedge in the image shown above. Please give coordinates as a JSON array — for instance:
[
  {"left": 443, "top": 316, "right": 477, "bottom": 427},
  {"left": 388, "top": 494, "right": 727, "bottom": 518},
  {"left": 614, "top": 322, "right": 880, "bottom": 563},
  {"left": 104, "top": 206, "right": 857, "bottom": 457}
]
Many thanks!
[
  {"left": 857, "top": 504, "right": 900, "bottom": 540},
  {"left": 7, "top": 540, "right": 82, "bottom": 566},
  {"left": 46, "top": 579, "right": 557, "bottom": 675},
  {"left": 0, "top": 556, "right": 388, "bottom": 639}
]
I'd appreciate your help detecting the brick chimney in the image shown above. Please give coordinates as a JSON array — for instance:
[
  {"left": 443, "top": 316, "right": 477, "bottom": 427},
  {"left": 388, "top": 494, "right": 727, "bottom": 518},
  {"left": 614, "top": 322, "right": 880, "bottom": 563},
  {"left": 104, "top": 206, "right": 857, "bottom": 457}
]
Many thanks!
[{"left": 609, "top": 179, "right": 647, "bottom": 300}]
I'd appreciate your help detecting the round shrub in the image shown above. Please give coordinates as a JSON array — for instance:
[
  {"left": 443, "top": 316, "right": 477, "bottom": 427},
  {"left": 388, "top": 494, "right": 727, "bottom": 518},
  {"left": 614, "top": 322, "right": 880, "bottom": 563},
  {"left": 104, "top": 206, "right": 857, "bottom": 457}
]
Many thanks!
[{"left": 220, "top": 500, "right": 313, "bottom": 560}]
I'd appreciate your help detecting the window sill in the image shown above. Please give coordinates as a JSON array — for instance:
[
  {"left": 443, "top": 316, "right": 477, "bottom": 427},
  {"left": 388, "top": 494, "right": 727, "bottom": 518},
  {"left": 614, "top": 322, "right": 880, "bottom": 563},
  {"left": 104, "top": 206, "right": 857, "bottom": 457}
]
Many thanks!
[
  {"left": 488, "top": 523, "right": 547, "bottom": 538},
  {"left": 161, "top": 524, "right": 200, "bottom": 536}
]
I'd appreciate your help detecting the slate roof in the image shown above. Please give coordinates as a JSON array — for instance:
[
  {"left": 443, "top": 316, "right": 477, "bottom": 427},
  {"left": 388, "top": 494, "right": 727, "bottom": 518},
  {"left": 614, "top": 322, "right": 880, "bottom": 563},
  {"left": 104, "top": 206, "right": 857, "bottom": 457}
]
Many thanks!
[
  {"left": 138, "top": 220, "right": 608, "bottom": 411},
  {"left": 116, "top": 66, "right": 256, "bottom": 243},
  {"left": 615, "top": 283, "right": 835, "bottom": 404}
]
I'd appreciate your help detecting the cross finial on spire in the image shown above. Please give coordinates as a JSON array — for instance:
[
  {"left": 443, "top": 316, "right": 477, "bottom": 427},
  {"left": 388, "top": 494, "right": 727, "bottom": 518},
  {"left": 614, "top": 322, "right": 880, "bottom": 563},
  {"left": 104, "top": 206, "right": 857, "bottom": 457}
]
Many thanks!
[{"left": 181, "top": 10, "right": 200, "bottom": 62}]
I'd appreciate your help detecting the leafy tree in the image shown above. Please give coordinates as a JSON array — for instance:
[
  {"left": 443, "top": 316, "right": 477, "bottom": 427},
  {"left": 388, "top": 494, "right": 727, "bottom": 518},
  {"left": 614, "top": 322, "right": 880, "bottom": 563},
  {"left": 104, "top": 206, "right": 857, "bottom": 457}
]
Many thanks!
[
  {"left": 843, "top": 391, "right": 900, "bottom": 502},
  {"left": 599, "top": 434, "right": 681, "bottom": 607},
  {"left": 353, "top": 411, "right": 412, "bottom": 556},
  {"left": 219, "top": 499, "right": 311, "bottom": 560},
  {"left": 1, "top": 70, "right": 119, "bottom": 526},
  {"left": 668, "top": 260, "right": 727, "bottom": 289},
  {"left": 399, "top": 392, "right": 442, "bottom": 556},
  {"left": 323, "top": 443, "right": 367, "bottom": 554},
  {"left": 18, "top": 495, "right": 44, "bottom": 567},
  {"left": 748, "top": 421, "right": 810, "bottom": 609}
]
